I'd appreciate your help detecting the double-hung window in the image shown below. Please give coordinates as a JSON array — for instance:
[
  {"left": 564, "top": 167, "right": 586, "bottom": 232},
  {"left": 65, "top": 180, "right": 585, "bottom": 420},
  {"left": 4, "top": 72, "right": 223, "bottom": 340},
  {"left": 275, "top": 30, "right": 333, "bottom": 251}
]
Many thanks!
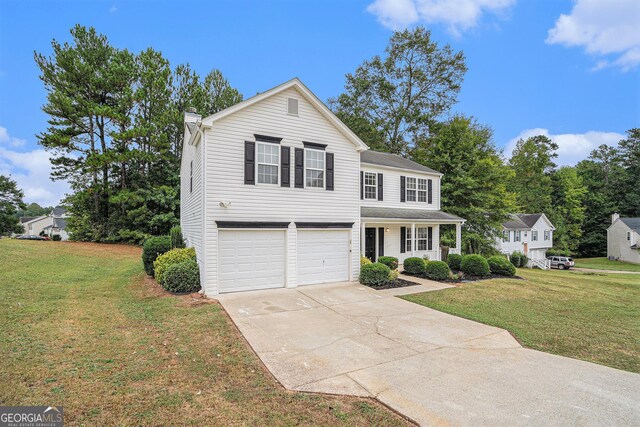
[
  {"left": 502, "top": 230, "right": 510, "bottom": 242},
  {"left": 257, "top": 142, "right": 279, "bottom": 185},
  {"left": 406, "top": 227, "right": 412, "bottom": 252},
  {"left": 532, "top": 230, "right": 538, "bottom": 241},
  {"left": 416, "top": 227, "right": 429, "bottom": 251},
  {"left": 515, "top": 230, "right": 521, "bottom": 242},
  {"left": 305, "top": 149, "right": 325, "bottom": 188},
  {"left": 544, "top": 230, "right": 550, "bottom": 241},
  {"left": 417, "top": 179, "right": 428, "bottom": 202},
  {"left": 406, "top": 178, "right": 417, "bottom": 202},
  {"left": 627, "top": 232, "right": 631, "bottom": 241},
  {"left": 364, "top": 172, "right": 377, "bottom": 199}
]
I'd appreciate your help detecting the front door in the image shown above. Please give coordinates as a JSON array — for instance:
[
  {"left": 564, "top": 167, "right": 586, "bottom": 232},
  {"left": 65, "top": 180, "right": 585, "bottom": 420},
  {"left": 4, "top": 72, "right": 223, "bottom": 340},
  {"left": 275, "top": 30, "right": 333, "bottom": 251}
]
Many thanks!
[
  {"left": 365, "top": 227, "right": 376, "bottom": 261},
  {"left": 524, "top": 242, "right": 528, "bottom": 256}
]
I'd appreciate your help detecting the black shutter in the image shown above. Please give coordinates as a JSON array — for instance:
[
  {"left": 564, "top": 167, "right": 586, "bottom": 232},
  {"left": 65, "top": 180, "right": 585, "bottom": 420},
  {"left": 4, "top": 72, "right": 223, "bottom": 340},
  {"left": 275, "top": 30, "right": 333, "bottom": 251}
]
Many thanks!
[
  {"left": 428, "top": 179, "right": 433, "bottom": 204},
  {"left": 326, "top": 152, "right": 334, "bottom": 191},
  {"left": 428, "top": 227, "right": 433, "bottom": 251},
  {"left": 244, "top": 141, "right": 255, "bottom": 185},
  {"left": 378, "top": 227, "right": 384, "bottom": 256},
  {"left": 281, "top": 146, "right": 290, "bottom": 187},
  {"left": 360, "top": 171, "right": 364, "bottom": 199},
  {"left": 377, "top": 173, "right": 383, "bottom": 201},
  {"left": 400, "top": 176, "right": 406, "bottom": 202},
  {"left": 400, "top": 227, "right": 406, "bottom": 253},
  {"left": 294, "top": 148, "right": 304, "bottom": 188}
]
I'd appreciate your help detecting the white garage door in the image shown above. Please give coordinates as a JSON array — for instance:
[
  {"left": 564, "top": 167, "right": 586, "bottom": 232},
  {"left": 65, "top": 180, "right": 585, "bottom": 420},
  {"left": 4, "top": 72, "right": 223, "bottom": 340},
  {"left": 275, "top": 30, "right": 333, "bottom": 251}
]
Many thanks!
[
  {"left": 218, "top": 230, "right": 285, "bottom": 293},
  {"left": 297, "top": 230, "right": 350, "bottom": 286}
]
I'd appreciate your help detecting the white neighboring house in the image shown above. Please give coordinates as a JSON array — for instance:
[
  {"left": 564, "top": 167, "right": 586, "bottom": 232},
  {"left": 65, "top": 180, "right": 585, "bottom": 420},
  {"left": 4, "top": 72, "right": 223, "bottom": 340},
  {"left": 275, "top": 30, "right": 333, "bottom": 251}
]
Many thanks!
[
  {"left": 180, "top": 78, "right": 465, "bottom": 296},
  {"left": 497, "top": 213, "right": 555, "bottom": 269},
  {"left": 20, "top": 206, "right": 70, "bottom": 240},
  {"left": 607, "top": 213, "right": 640, "bottom": 264}
]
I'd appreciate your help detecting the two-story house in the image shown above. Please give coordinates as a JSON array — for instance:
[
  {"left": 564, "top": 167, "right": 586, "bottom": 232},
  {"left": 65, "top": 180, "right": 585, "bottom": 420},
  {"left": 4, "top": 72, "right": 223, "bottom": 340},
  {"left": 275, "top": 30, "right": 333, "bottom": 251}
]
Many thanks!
[
  {"left": 180, "top": 78, "right": 465, "bottom": 296},
  {"left": 497, "top": 213, "right": 555, "bottom": 267},
  {"left": 607, "top": 213, "right": 640, "bottom": 264},
  {"left": 20, "top": 206, "right": 69, "bottom": 240}
]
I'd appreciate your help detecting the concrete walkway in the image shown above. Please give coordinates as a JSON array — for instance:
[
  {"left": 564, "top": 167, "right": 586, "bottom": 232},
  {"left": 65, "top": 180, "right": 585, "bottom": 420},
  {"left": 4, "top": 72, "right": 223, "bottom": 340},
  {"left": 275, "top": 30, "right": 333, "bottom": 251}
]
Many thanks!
[{"left": 217, "top": 282, "right": 640, "bottom": 426}]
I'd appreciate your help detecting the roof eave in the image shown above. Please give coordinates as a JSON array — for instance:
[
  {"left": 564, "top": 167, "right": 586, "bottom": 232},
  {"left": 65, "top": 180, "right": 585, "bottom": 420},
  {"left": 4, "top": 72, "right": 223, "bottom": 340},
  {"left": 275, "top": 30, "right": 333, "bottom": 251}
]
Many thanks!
[{"left": 360, "top": 161, "right": 443, "bottom": 176}]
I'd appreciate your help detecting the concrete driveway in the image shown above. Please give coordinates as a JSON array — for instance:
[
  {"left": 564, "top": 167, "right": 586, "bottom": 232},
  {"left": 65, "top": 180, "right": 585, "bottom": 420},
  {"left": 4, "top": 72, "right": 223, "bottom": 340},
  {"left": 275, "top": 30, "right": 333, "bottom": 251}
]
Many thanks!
[{"left": 217, "top": 281, "right": 640, "bottom": 426}]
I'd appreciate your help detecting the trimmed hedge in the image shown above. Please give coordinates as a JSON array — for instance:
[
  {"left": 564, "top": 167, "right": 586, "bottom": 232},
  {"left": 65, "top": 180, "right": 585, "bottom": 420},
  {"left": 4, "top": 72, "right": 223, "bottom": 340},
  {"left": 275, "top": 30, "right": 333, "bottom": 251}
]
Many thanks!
[
  {"left": 510, "top": 251, "right": 525, "bottom": 268},
  {"left": 378, "top": 256, "right": 399, "bottom": 271},
  {"left": 359, "top": 262, "right": 390, "bottom": 287},
  {"left": 163, "top": 259, "right": 200, "bottom": 293},
  {"left": 51, "top": 234, "right": 62, "bottom": 241},
  {"left": 460, "top": 254, "right": 490, "bottom": 277},
  {"left": 142, "top": 236, "right": 171, "bottom": 276},
  {"left": 487, "top": 256, "right": 516, "bottom": 276},
  {"left": 154, "top": 247, "right": 196, "bottom": 285},
  {"left": 425, "top": 260, "right": 451, "bottom": 281},
  {"left": 170, "top": 225, "right": 185, "bottom": 249},
  {"left": 403, "top": 257, "right": 426, "bottom": 275},
  {"left": 447, "top": 253, "right": 462, "bottom": 271},
  {"left": 361, "top": 256, "right": 372, "bottom": 266}
]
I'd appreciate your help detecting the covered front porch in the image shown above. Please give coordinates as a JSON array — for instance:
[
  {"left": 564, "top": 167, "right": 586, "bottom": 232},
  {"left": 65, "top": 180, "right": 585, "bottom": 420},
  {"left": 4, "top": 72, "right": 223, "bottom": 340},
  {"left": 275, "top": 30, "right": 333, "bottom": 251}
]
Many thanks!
[{"left": 360, "top": 207, "right": 465, "bottom": 263}]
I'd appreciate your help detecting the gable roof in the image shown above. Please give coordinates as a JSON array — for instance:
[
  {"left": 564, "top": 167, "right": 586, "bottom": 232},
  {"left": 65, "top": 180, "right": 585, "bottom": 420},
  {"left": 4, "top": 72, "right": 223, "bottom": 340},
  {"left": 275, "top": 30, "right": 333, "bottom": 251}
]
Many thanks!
[
  {"left": 360, "top": 151, "right": 441, "bottom": 175},
  {"left": 22, "top": 215, "right": 49, "bottom": 225},
  {"left": 201, "top": 78, "right": 369, "bottom": 152},
  {"left": 517, "top": 214, "right": 543, "bottom": 228},
  {"left": 20, "top": 216, "right": 36, "bottom": 223},
  {"left": 52, "top": 206, "right": 67, "bottom": 217},
  {"left": 620, "top": 217, "right": 640, "bottom": 233},
  {"left": 503, "top": 213, "right": 555, "bottom": 230},
  {"left": 503, "top": 214, "right": 530, "bottom": 229}
]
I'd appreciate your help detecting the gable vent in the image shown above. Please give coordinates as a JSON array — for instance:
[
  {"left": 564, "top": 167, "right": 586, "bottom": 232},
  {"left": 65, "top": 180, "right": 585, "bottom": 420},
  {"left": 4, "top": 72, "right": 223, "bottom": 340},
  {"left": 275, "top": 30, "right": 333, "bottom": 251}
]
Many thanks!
[{"left": 287, "top": 97, "right": 299, "bottom": 115}]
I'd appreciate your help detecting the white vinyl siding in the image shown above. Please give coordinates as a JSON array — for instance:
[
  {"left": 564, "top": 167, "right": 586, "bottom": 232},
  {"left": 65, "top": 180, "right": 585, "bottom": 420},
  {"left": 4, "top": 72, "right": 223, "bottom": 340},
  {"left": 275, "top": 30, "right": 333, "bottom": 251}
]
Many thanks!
[
  {"left": 360, "top": 165, "right": 441, "bottom": 210},
  {"left": 503, "top": 230, "right": 510, "bottom": 242},
  {"left": 364, "top": 172, "right": 377, "bottom": 199},
  {"left": 607, "top": 220, "right": 640, "bottom": 264}
]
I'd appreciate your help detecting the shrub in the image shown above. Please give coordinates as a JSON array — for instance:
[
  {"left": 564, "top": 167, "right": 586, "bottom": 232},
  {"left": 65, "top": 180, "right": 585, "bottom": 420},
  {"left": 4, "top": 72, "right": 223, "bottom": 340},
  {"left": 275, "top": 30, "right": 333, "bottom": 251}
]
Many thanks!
[
  {"left": 509, "top": 251, "right": 522, "bottom": 268},
  {"left": 154, "top": 247, "right": 196, "bottom": 285},
  {"left": 360, "top": 256, "right": 372, "bottom": 266},
  {"left": 447, "top": 253, "right": 463, "bottom": 271},
  {"left": 403, "top": 257, "right": 426, "bottom": 275},
  {"left": 425, "top": 261, "right": 450, "bottom": 281},
  {"left": 359, "top": 263, "right": 390, "bottom": 287},
  {"left": 487, "top": 256, "right": 516, "bottom": 276},
  {"left": 388, "top": 268, "right": 399, "bottom": 282},
  {"left": 162, "top": 259, "right": 200, "bottom": 293},
  {"left": 460, "top": 254, "right": 490, "bottom": 277},
  {"left": 520, "top": 253, "right": 528, "bottom": 267},
  {"left": 170, "top": 225, "right": 185, "bottom": 249},
  {"left": 377, "top": 256, "right": 399, "bottom": 270},
  {"left": 142, "top": 236, "right": 171, "bottom": 276},
  {"left": 51, "top": 234, "right": 61, "bottom": 241}
]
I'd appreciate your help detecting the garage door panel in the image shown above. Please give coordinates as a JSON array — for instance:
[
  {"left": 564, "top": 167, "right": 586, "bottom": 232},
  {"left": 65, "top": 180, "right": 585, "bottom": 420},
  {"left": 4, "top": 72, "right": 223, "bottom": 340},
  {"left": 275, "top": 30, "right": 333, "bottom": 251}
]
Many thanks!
[
  {"left": 297, "top": 230, "right": 349, "bottom": 286},
  {"left": 218, "top": 230, "right": 285, "bottom": 293}
]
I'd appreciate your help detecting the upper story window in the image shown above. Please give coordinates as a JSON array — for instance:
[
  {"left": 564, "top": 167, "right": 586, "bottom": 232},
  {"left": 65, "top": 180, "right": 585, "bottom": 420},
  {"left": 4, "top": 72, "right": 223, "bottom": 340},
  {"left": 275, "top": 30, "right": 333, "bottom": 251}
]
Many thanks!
[
  {"left": 532, "top": 230, "right": 538, "bottom": 241},
  {"left": 305, "top": 148, "right": 325, "bottom": 188},
  {"left": 257, "top": 142, "right": 279, "bottom": 185},
  {"left": 404, "top": 176, "right": 430, "bottom": 203},
  {"left": 544, "top": 230, "right": 550, "bottom": 241},
  {"left": 417, "top": 179, "right": 428, "bottom": 202},
  {"left": 364, "top": 172, "right": 377, "bottom": 199},
  {"left": 406, "top": 178, "right": 417, "bottom": 201},
  {"left": 627, "top": 231, "right": 631, "bottom": 241},
  {"left": 515, "top": 230, "right": 521, "bottom": 242},
  {"left": 502, "top": 230, "right": 510, "bottom": 242}
]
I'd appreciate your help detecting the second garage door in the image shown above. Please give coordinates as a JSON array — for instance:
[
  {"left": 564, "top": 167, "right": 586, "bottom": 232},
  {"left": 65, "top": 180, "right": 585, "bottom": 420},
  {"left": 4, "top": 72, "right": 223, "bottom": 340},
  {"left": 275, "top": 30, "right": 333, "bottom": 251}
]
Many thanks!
[
  {"left": 218, "top": 230, "right": 286, "bottom": 293},
  {"left": 297, "top": 229, "right": 350, "bottom": 285}
]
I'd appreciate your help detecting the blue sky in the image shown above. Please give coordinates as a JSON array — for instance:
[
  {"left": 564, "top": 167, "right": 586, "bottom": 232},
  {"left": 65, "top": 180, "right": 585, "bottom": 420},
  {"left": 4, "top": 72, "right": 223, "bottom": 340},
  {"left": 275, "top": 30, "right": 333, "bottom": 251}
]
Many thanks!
[{"left": 0, "top": 0, "right": 638, "bottom": 206}]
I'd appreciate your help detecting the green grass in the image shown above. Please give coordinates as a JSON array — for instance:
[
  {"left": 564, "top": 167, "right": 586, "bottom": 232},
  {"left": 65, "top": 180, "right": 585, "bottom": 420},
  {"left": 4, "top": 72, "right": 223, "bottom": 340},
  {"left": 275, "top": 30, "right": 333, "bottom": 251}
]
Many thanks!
[
  {"left": 0, "top": 240, "right": 409, "bottom": 426},
  {"left": 403, "top": 268, "right": 640, "bottom": 373},
  {"left": 574, "top": 257, "right": 640, "bottom": 272}
]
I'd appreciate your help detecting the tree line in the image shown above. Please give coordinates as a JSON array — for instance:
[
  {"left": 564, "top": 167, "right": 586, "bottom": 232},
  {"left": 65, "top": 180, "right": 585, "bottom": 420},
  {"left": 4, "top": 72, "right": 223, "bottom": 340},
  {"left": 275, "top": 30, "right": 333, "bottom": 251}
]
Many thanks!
[{"left": 15, "top": 25, "right": 634, "bottom": 257}]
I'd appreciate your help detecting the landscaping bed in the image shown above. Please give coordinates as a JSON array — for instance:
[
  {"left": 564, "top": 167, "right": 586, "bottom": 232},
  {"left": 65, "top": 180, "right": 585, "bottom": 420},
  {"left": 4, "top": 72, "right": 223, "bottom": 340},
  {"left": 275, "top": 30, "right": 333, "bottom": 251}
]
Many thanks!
[{"left": 371, "top": 277, "right": 421, "bottom": 290}]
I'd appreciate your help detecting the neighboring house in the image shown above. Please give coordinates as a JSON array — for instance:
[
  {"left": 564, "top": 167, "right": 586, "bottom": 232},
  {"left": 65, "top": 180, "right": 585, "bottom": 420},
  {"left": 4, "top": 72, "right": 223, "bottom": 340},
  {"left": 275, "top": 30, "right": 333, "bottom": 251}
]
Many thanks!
[
  {"left": 180, "top": 78, "right": 465, "bottom": 296},
  {"left": 607, "top": 213, "right": 640, "bottom": 264},
  {"left": 497, "top": 213, "right": 555, "bottom": 268},
  {"left": 20, "top": 206, "right": 69, "bottom": 240}
]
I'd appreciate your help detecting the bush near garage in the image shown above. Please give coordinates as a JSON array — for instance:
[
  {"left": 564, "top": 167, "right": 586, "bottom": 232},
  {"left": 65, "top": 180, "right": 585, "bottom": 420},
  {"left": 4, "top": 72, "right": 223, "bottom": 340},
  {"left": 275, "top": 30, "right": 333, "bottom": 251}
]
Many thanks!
[
  {"left": 360, "top": 256, "right": 372, "bottom": 266},
  {"left": 154, "top": 247, "right": 196, "bottom": 285},
  {"left": 460, "top": 254, "right": 490, "bottom": 277},
  {"left": 377, "top": 256, "right": 399, "bottom": 271},
  {"left": 162, "top": 259, "right": 200, "bottom": 293},
  {"left": 425, "top": 260, "right": 451, "bottom": 281},
  {"left": 487, "top": 256, "right": 516, "bottom": 276},
  {"left": 447, "top": 253, "right": 462, "bottom": 271},
  {"left": 170, "top": 225, "right": 185, "bottom": 249},
  {"left": 142, "top": 236, "right": 171, "bottom": 276},
  {"left": 403, "top": 257, "right": 426, "bottom": 275},
  {"left": 359, "top": 262, "right": 390, "bottom": 287}
]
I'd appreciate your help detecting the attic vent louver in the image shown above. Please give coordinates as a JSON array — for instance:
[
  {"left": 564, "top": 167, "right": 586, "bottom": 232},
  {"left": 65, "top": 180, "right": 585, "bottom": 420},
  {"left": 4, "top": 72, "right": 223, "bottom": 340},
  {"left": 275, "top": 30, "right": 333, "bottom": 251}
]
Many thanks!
[{"left": 287, "top": 97, "right": 298, "bottom": 115}]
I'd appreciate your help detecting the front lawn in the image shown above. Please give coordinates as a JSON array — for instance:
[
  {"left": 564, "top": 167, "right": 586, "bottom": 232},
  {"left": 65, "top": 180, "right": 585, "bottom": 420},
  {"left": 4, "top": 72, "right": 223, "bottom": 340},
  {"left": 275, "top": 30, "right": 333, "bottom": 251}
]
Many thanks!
[
  {"left": 403, "top": 268, "right": 640, "bottom": 373},
  {"left": 0, "top": 240, "right": 409, "bottom": 426},
  {"left": 573, "top": 257, "right": 640, "bottom": 272}
]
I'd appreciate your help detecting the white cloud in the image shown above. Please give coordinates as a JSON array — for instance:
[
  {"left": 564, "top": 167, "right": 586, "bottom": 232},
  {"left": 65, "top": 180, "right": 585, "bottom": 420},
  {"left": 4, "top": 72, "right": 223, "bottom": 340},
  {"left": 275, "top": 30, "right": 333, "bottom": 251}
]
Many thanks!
[
  {"left": 0, "top": 126, "right": 26, "bottom": 147},
  {"left": 546, "top": 0, "right": 640, "bottom": 71},
  {"left": 505, "top": 128, "right": 625, "bottom": 166},
  {"left": 367, "top": 0, "right": 515, "bottom": 36},
  {"left": 0, "top": 126, "right": 70, "bottom": 207}
]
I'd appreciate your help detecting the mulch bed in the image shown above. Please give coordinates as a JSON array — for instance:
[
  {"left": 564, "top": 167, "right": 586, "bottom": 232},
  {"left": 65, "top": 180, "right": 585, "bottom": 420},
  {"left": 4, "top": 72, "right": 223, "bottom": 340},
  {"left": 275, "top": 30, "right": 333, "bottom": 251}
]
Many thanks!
[
  {"left": 371, "top": 277, "right": 422, "bottom": 290},
  {"left": 402, "top": 271, "right": 525, "bottom": 283}
]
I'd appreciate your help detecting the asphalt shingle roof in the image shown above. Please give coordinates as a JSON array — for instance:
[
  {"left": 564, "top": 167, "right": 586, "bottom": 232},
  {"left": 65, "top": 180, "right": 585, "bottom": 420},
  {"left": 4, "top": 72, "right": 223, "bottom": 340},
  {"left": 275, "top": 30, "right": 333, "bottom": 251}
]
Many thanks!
[
  {"left": 52, "top": 206, "right": 67, "bottom": 217},
  {"left": 503, "top": 214, "right": 530, "bottom": 229},
  {"left": 360, "top": 151, "right": 440, "bottom": 175},
  {"left": 361, "top": 207, "right": 464, "bottom": 221},
  {"left": 516, "top": 213, "right": 543, "bottom": 228},
  {"left": 620, "top": 217, "right": 640, "bottom": 233}
]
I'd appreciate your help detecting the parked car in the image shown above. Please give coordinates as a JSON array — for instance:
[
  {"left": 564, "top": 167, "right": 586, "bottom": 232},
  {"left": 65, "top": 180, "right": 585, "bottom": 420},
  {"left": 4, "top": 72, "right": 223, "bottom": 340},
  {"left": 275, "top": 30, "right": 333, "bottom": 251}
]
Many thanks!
[
  {"left": 17, "top": 235, "right": 46, "bottom": 241},
  {"left": 547, "top": 256, "right": 574, "bottom": 270}
]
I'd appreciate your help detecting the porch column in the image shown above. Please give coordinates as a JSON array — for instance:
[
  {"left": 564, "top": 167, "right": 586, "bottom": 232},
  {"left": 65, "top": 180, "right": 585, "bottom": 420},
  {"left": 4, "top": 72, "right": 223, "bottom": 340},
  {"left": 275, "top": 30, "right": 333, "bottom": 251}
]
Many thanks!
[
  {"left": 455, "top": 222, "right": 462, "bottom": 254},
  {"left": 411, "top": 223, "right": 416, "bottom": 257},
  {"left": 360, "top": 222, "right": 366, "bottom": 257}
]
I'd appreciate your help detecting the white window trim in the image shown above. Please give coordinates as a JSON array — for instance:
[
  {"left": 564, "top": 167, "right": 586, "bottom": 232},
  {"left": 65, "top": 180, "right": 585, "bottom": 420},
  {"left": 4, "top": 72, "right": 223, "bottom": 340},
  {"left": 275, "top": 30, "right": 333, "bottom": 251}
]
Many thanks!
[
  {"left": 406, "top": 177, "right": 417, "bottom": 202},
  {"left": 544, "top": 230, "right": 550, "bottom": 241},
  {"left": 627, "top": 232, "right": 631, "bottom": 241},
  {"left": 364, "top": 172, "right": 377, "bottom": 199},
  {"left": 416, "top": 227, "right": 429, "bottom": 251},
  {"left": 503, "top": 230, "right": 510, "bottom": 242},
  {"left": 406, "top": 227, "right": 412, "bottom": 252},
  {"left": 304, "top": 148, "right": 325, "bottom": 189},
  {"left": 405, "top": 176, "right": 429, "bottom": 203},
  {"left": 515, "top": 230, "right": 521, "bottom": 242},
  {"left": 532, "top": 230, "right": 538, "bottom": 241},
  {"left": 256, "top": 142, "right": 280, "bottom": 186}
]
